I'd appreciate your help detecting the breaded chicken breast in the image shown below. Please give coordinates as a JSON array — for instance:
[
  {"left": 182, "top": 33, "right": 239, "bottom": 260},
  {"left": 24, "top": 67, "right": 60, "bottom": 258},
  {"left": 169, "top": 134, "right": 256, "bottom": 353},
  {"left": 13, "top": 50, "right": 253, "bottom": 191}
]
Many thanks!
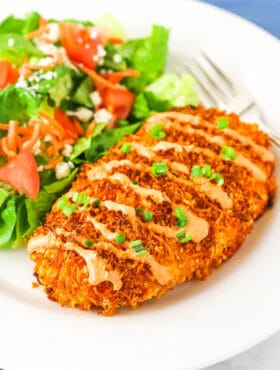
[{"left": 27, "top": 106, "right": 276, "bottom": 315}]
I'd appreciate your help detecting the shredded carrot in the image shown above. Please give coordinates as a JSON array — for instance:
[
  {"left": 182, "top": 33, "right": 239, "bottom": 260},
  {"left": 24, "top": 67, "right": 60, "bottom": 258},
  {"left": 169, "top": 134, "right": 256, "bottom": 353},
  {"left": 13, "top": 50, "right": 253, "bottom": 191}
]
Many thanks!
[
  {"left": 104, "top": 69, "right": 140, "bottom": 84},
  {"left": 72, "top": 117, "right": 84, "bottom": 136},
  {"left": 85, "top": 120, "right": 96, "bottom": 138},
  {"left": 74, "top": 62, "right": 125, "bottom": 90},
  {"left": 44, "top": 156, "right": 63, "bottom": 170},
  {"left": 107, "top": 37, "right": 125, "bottom": 44},
  {"left": 22, "top": 123, "right": 41, "bottom": 151},
  {"left": 25, "top": 25, "right": 49, "bottom": 40},
  {"left": 39, "top": 17, "right": 48, "bottom": 28},
  {"left": 1, "top": 137, "right": 16, "bottom": 158},
  {"left": 7, "top": 120, "right": 18, "bottom": 152}
]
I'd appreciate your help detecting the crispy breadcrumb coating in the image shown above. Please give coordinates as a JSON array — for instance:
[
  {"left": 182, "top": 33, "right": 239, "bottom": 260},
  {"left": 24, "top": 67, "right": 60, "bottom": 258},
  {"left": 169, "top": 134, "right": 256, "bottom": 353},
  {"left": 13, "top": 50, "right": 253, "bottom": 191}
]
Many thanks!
[{"left": 28, "top": 106, "right": 276, "bottom": 315}]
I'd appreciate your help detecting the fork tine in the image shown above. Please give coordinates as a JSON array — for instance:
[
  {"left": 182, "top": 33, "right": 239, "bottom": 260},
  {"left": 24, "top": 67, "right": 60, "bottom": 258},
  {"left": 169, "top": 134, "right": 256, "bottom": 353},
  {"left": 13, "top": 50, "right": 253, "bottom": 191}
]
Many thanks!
[
  {"left": 191, "top": 57, "right": 230, "bottom": 103},
  {"left": 180, "top": 62, "right": 219, "bottom": 106},
  {"left": 201, "top": 51, "right": 237, "bottom": 95}
]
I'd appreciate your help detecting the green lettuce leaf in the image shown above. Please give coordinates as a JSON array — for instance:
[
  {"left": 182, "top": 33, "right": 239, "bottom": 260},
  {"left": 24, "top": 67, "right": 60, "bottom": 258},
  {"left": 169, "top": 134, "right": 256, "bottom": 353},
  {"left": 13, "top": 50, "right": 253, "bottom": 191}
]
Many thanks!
[
  {"left": 0, "top": 197, "right": 17, "bottom": 248},
  {"left": 145, "top": 73, "right": 199, "bottom": 108},
  {"left": 72, "top": 76, "right": 93, "bottom": 108},
  {"left": 43, "top": 168, "right": 78, "bottom": 194},
  {"left": 120, "top": 25, "right": 169, "bottom": 92},
  {"left": 95, "top": 13, "right": 125, "bottom": 39},
  {"left": 0, "top": 86, "right": 42, "bottom": 123},
  {"left": 85, "top": 123, "right": 140, "bottom": 162},
  {"left": 0, "top": 12, "right": 40, "bottom": 35},
  {"left": 0, "top": 33, "right": 42, "bottom": 65}
]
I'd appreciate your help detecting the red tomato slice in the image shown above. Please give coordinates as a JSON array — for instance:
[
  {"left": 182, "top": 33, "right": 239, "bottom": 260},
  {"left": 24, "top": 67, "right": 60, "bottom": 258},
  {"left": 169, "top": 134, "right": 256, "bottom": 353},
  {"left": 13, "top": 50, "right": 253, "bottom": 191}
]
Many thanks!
[
  {"left": 0, "top": 61, "right": 19, "bottom": 88},
  {"left": 0, "top": 150, "right": 40, "bottom": 199},
  {"left": 101, "top": 88, "right": 135, "bottom": 120},
  {"left": 59, "top": 23, "right": 106, "bottom": 69}
]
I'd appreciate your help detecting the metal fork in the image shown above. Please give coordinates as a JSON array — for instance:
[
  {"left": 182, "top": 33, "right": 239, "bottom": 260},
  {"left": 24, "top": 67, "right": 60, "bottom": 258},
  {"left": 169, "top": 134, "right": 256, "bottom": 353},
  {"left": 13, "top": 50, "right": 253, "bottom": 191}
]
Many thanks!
[{"left": 176, "top": 51, "right": 280, "bottom": 148}]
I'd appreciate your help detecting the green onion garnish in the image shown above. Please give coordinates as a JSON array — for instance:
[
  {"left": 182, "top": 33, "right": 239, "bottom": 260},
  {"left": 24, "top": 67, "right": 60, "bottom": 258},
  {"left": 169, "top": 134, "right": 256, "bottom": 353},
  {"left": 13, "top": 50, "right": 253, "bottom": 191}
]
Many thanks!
[
  {"left": 57, "top": 196, "right": 77, "bottom": 217},
  {"left": 210, "top": 172, "right": 225, "bottom": 186},
  {"left": 136, "top": 207, "right": 143, "bottom": 215},
  {"left": 217, "top": 117, "right": 229, "bottom": 130},
  {"left": 84, "top": 239, "right": 94, "bottom": 248},
  {"left": 120, "top": 143, "right": 131, "bottom": 154},
  {"left": 201, "top": 164, "right": 212, "bottom": 178},
  {"left": 72, "top": 192, "right": 90, "bottom": 207},
  {"left": 191, "top": 165, "right": 202, "bottom": 178},
  {"left": 144, "top": 211, "right": 153, "bottom": 222},
  {"left": 151, "top": 162, "right": 169, "bottom": 177},
  {"left": 174, "top": 207, "right": 188, "bottom": 228},
  {"left": 116, "top": 233, "right": 126, "bottom": 244},
  {"left": 130, "top": 240, "right": 148, "bottom": 256},
  {"left": 133, "top": 181, "right": 140, "bottom": 185},
  {"left": 149, "top": 123, "right": 166, "bottom": 140},
  {"left": 176, "top": 230, "right": 192, "bottom": 243},
  {"left": 61, "top": 204, "right": 78, "bottom": 217},
  {"left": 221, "top": 146, "right": 237, "bottom": 160},
  {"left": 93, "top": 199, "right": 100, "bottom": 208}
]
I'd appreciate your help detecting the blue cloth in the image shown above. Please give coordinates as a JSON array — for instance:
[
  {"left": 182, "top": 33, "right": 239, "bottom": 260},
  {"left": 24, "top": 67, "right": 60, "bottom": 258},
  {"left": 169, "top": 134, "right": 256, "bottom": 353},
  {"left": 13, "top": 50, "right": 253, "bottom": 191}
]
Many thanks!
[{"left": 202, "top": 0, "right": 280, "bottom": 39}]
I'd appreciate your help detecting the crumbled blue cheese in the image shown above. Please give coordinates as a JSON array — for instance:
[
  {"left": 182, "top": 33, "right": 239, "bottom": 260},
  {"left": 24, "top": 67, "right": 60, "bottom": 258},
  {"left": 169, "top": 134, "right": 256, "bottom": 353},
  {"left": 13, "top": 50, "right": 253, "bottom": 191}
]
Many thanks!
[
  {"left": 90, "top": 30, "right": 98, "bottom": 39},
  {"left": 61, "top": 144, "right": 73, "bottom": 158},
  {"left": 66, "top": 107, "right": 93, "bottom": 122},
  {"left": 90, "top": 91, "right": 102, "bottom": 106},
  {"left": 34, "top": 37, "right": 58, "bottom": 55},
  {"left": 44, "top": 134, "right": 52, "bottom": 142},
  {"left": 47, "top": 23, "right": 60, "bottom": 43},
  {"left": 55, "top": 161, "right": 74, "bottom": 180},
  {"left": 94, "top": 108, "right": 112, "bottom": 124},
  {"left": 97, "top": 45, "right": 106, "bottom": 58},
  {"left": 113, "top": 54, "right": 122, "bottom": 63},
  {"left": 8, "top": 38, "right": 15, "bottom": 47}
]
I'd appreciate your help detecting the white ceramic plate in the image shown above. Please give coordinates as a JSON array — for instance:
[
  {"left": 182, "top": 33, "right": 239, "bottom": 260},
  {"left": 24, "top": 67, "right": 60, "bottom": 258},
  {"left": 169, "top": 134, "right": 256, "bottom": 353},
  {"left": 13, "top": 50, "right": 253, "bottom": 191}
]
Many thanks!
[{"left": 0, "top": 1, "right": 279, "bottom": 369}]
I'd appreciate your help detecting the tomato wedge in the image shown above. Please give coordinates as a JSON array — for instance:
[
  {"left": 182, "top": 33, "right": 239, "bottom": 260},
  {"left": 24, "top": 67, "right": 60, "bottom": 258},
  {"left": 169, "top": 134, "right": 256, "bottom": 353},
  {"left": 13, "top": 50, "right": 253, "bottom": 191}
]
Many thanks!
[
  {"left": 101, "top": 88, "right": 135, "bottom": 120},
  {"left": 59, "top": 23, "right": 106, "bottom": 69},
  {"left": 0, "top": 61, "right": 19, "bottom": 88},
  {"left": 0, "top": 150, "right": 40, "bottom": 199}
]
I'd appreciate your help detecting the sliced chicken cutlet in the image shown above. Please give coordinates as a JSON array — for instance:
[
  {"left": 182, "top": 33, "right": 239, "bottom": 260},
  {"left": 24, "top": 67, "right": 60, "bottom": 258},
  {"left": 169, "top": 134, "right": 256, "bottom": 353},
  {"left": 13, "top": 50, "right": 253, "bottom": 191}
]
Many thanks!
[{"left": 27, "top": 106, "right": 276, "bottom": 315}]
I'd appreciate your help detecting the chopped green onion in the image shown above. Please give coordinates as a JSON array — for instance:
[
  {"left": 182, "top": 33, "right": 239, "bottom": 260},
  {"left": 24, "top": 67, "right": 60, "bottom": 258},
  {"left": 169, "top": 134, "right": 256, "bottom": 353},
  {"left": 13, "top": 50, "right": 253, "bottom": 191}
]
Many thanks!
[
  {"left": 57, "top": 196, "right": 77, "bottom": 217},
  {"left": 93, "top": 199, "right": 100, "bottom": 208},
  {"left": 210, "top": 172, "right": 225, "bottom": 186},
  {"left": 191, "top": 165, "right": 202, "bottom": 178},
  {"left": 201, "top": 164, "right": 212, "bottom": 178},
  {"left": 84, "top": 239, "right": 94, "bottom": 248},
  {"left": 144, "top": 211, "right": 153, "bottom": 222},
  {"left": 57, "top": 196, "right": 67, "bottom": 209},
  {"left": 149, "top": 123, "right": 166, "bottom": 140},
  {"left": 133, "top": 180, "right": 140, "bottom": 185},
  {"left": 61, "top": 204, "right": 78, "bottom": 217},
  {"left": 151, "top": 162, "right": 169, "bottom": 177},
  {"left": 136, "top": 207, "right": 143, "bottom": 215},
  {"left": 221, "top": 146, "right": 237, "bottom": 160},
  {"left": 120, "top": 143, "right": 131, "bottom": 154},
  {"left": 129, "top": 239, "right": 148, "bottom": 256},
  {"left": 217, "top": 117, "right": 229, "bottom": 130},
  {"left": 116, "top": 233, "right": 126, "bottom": 244},
  {"left": 72, "top": 192, "right": 90, "bottom": 207},
  {"left": 174, "top": 207, "right": 188, "bottom": 227},
  {"left": 176, "top": 230, "right": 192, "bottom": 243}
]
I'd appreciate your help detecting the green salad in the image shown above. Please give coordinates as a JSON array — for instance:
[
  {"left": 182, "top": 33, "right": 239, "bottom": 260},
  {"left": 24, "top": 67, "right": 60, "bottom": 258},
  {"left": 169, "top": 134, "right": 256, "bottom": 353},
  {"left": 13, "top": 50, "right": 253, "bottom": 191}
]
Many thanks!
[{"left": 0, "top": 11, "right": 199, "bottom": 248}]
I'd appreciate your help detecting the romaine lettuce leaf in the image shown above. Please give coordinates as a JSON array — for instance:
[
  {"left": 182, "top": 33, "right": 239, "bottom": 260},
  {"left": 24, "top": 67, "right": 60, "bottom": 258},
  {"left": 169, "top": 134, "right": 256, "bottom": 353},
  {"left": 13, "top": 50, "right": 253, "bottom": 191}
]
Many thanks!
[
  {"left": 84, "top": 123, "right": 140, "bottom": 162},
  {"left": 95, "top": 13, "right": 125, "bottom": 39},
  {"left": 0, "top": 86, "right": 42, "bottom": 123},
  {"left": 71, "top": 77, "right": 93, "bottom": 108},
  {"left": 145, "top": 73, "right": 199, "bottom": 108},
  {"left": 121, "top": 25, "right": 169, "bottom": 92},
  {"left": 0, "top": 197, "right": 17, "bottom": 248},
  {"left": 0, "top": 12, "right": 40, "bottom": 35},
  {"left": 0, "top": 33, "right": 42, "bottom": 66}
]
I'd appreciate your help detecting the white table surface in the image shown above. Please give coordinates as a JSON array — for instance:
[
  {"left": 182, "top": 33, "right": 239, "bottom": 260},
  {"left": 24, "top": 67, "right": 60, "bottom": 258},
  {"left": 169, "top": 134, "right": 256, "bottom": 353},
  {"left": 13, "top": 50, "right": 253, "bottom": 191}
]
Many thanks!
[{"left": 204, "top": 329, "right": 280, "bottom": 369}]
